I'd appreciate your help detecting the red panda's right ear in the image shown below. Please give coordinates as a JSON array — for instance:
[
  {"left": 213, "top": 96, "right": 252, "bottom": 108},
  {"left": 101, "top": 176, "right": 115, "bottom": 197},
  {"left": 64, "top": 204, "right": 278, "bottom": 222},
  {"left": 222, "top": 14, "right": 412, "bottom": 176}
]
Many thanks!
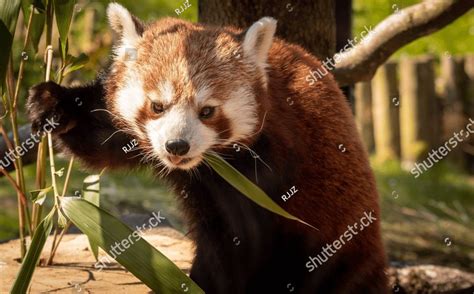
[
  {"left": 243, "top": 17, "right": 277, "bottom": 87},
  {"left": 107, "top": 3, "right": 144, "bottom": 59},
  {"left": 243, "top": 17, "right": 277, "bottom": 67}
]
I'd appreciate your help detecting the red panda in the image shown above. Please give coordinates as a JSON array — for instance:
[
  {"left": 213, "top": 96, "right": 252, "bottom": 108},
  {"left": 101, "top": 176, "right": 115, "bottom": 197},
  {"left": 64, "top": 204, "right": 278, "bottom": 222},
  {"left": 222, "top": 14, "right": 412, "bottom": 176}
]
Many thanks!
[{"left": 27, "top": 3, "right": 388, "bottom": 293}]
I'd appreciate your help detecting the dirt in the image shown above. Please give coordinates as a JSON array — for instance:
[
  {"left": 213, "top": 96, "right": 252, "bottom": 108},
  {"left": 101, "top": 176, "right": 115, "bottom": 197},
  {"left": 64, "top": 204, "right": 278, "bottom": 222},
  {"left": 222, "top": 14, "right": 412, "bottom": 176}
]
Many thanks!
[{"left": 0, "top": 227, "right": 194, "bottom": 293}]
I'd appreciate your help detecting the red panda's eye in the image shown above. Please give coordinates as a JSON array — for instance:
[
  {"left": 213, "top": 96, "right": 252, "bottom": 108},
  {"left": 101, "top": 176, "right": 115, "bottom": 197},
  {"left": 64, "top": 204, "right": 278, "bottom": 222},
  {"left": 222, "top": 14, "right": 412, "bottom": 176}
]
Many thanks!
[
  {"left": 151, "top": 102, "right": 164, "bottom": 114},
  {"left": 199, "top": 106, "right": 215, "bottom": 119}
]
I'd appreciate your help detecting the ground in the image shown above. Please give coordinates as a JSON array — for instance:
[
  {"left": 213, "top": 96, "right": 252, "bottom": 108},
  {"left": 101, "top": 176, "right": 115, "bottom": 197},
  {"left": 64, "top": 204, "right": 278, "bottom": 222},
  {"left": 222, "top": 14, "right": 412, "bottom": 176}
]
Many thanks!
[
  {"left": 1, "top": 226, "right": 473, "bottom": 293},
  {"left": 0, "top": 227, "right": 193, "bottom": 293}
]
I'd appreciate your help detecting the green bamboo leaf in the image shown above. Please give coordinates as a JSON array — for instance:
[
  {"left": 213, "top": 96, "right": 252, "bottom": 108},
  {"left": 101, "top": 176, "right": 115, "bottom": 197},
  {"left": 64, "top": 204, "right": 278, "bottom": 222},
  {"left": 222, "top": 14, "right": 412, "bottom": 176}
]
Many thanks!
[
  {"left": 57, "top": 209, "right": 68, "bottom": 227},
  {"left": 204, "top": 153, "right": 318, "bottom": 230},
  {"left": 1, "top": 92, "right": 8, "bottom": 118},
  {"left": 82, "top": 174, "right": 100, "bottom": 260},
  {"left": 82, "top": 174, "right": 100, "bottom": 206},
  {"left": 54, "top": 167, "right": 64, "bottom": 177},
  {"left": 63, "top": 53, "right": 88, "bottom": 76},
  {"left": 21, "top": 0, "right": 45, "bottom": 53},
  {"left": 61, "top": 197, "right": 204, "bottom": 293},
  {"left": 0, "top": 0, "right": 21, "bottom": 93},
  {"left": 29, "top": 186, "right": 52, "bottom": 205},
  {"left": 10, "top": 211, "right": 54, "bottom": 293},
  {"left": 53, "top": 0, "right": 75, "bottom": 57}
]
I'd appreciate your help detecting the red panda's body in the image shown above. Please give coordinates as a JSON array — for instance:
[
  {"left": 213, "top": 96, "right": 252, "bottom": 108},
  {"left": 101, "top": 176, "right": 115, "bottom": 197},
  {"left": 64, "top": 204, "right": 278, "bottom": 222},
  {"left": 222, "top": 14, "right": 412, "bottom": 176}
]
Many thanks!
[{"left": 27, "top": 4, "right": 388, "bottom": 293}]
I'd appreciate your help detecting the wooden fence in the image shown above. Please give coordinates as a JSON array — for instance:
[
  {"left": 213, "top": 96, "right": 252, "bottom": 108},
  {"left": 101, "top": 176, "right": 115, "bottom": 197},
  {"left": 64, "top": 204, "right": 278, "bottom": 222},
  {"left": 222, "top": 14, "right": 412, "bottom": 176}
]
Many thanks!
[{"left": 355, "top": 54, "right": 474, "bottom": 172}]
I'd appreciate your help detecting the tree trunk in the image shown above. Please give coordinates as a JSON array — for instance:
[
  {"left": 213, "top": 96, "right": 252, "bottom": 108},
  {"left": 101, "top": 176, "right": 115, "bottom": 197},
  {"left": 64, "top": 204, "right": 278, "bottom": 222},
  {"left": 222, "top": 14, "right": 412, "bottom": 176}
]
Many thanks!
[
  {"left": 336, "top": 0, "right": 355, "bottom": 108},
  {"left": 198, "top": 0, "right": 336, "bottom": 59},
  {"left": 437, "top": 55, "right": 468, "bottom": 167}
]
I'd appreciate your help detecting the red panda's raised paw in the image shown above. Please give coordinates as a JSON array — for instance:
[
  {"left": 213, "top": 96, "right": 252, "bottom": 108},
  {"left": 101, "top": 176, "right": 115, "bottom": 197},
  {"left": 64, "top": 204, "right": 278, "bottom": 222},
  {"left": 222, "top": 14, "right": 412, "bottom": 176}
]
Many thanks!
[{"left": 27, "top": 81, "right": 77, "bottom": 135}]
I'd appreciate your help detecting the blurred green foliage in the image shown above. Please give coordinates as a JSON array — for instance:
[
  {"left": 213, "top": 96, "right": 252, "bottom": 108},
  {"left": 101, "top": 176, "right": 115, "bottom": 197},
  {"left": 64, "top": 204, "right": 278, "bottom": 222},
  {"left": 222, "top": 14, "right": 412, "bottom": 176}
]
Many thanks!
[
  {"left": 374, "top": 159, "right": 474, "bottom": 270},
  {"left": 354, "top": 0, "right": 474, "bottom": 56}
]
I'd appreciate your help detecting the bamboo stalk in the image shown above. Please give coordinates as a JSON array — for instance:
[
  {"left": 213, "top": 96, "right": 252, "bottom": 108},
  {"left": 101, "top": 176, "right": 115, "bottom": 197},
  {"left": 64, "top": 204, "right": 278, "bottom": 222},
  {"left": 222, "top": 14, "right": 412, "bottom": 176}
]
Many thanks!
[
  {"left": 32, "top": 139, "right": 46, "bottom": 230},
  {"left": 43, "top": 45, "right": 63, "bottom": 265},
  {"left": 0, "top": 123, "right": 14, "bottom": 154},
  {"left": 61, "top": 157, "right": 75, "bottom": 196},
  {"left": 0, "top": 169, "right": 28, "bottom": 206},
  {"left": 5, "top": 6, "right": 37, "bottom": 257},
  {"left": 46, "top": 225, "right": 59, "bottom": 265},
  {"left": 12, "top": 5, "right": 35, "bottom": 112},
  {"left": 43, "top": 46, "right": 59, "bottom": 203},
  {"left": 46, "top": 157, "right": 75, "bottom": 264},
  {"left": 47, "top": 134, "right": 59, "bottom": 202},
  {"left": 47, "top": 221, "right": 71, "bottom": 265},
  {"left": 32, "top": 0, "right": 54, "bottom": 236},
  {"left": 43, "top": 0, "right": 78, "bottom": 265}
]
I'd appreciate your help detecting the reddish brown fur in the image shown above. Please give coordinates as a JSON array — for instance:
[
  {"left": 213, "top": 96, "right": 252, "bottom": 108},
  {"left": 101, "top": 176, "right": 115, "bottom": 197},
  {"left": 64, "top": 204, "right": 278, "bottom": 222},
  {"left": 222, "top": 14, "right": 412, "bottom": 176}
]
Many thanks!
[
  {"left": 111, "top": 18, "right": 389, "bottom": 292},
  {"left": 265, "top": 40, "right": 388, "bottom": 291}
]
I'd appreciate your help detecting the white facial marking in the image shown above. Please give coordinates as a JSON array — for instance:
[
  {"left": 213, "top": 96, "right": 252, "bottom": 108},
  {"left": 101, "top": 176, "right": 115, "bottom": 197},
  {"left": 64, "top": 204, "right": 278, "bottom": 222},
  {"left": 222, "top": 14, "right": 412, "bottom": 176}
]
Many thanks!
[
  {"left": 146, "top": 105, "right": 217, "bottom": 169},
  {"left": 158, "top": 80, "right": 175, "bottom": 104},
  {"left": 195, "top": 86, "right": 212, "bottom": 105},
  {"left": 222, "top": 86, "right": 258, "bottom": 142},
  {"left": 115, "top": 73, "right": 146, "bottom": 133}
]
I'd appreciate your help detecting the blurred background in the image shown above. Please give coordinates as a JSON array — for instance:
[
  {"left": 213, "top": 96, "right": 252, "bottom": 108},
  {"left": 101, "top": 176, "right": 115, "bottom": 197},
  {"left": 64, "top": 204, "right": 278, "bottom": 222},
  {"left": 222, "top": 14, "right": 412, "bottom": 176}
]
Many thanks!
[{"left": 0, "top": 0, "right": 473, "bottom": 274}]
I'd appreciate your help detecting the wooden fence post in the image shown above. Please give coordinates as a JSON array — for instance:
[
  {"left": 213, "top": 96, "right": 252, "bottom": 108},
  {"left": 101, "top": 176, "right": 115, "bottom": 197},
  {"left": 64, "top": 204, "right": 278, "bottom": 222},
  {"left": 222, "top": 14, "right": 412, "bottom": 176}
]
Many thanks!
[
  {"left": 399, "top": 56, "right": 438, "bottom": 168},
  {"left": 437, "top": 55, "right": 467, "bottom": 166},
  {"left": 355, "top": 81, "right": 375, "bottom": 153},
  {"left": 463, "top": 54, "right": 474, "bottom": 172},
  {"left": 372, "top": 61, "right": 400, "bottom": 161},
  {"left": 464, "top": 54, "right": 474, "bottom": 121}
]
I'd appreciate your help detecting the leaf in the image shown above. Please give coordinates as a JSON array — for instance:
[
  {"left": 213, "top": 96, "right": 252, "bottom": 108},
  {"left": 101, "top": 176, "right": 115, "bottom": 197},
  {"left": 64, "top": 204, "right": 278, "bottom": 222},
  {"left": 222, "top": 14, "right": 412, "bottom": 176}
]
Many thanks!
[
  {"left": 82, "top": 174, "right": 100, "bottom": 205},
  {"left": 1, "top": 92, "right": 8, "bottom": 118},
  {"left": 53, "top": 0, "right": 76, "bottom": 57},
  {"left": 0, "top": 0, "right": 21, "bottom": 40},
  {"left": 204, "top": 153, "right": 318, "bottom": 230},
  {"left": 63, "top": 53, "right": 88, "bottom": 76},
  {"left": 10, "top": 211, "right": 54, "bottom": 293},
  {"left": 57, "top": 209, "right": 68, "bottom": 228},
  {"left": 21, "top": 0, "right": 46, "bottom": 53},
  {"left": 29, "top": 186, "right": 52, "bottom": 205},
  {"left": 61, "top": 197, "right": 203, "bottom": 293},
  {"left": 82, "top": 174, "right": 100, "bottom": 260},
  {"left": 54, "top": 167, "right": 64, "bottom": 177},
  {"left": 0, "top": 0, "right": 21, "bottom": 94}
]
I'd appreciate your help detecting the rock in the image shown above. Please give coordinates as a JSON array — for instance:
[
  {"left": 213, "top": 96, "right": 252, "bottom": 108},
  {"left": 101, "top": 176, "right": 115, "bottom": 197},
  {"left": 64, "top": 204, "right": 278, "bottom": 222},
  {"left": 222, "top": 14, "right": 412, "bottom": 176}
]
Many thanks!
[{"left": 387, "top": 265, "right": 474, "bottom": 293}]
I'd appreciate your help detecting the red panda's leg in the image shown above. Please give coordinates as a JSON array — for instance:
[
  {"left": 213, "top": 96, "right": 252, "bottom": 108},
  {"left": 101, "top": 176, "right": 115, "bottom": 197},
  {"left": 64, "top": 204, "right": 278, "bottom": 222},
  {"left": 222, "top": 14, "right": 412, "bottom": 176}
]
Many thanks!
[
  {"left": 331, "top": 251, "right": 389, "bottom": 294},
  {"left": 27, "top": 80, "right": 142, "bottom": 170}
]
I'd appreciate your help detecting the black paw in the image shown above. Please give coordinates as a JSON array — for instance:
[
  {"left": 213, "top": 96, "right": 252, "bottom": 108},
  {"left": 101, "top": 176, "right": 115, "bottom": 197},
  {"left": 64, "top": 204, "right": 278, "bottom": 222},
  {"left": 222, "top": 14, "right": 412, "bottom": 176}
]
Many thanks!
[{"left": 27, "top": 81, "right": 77, "bottom": 134}]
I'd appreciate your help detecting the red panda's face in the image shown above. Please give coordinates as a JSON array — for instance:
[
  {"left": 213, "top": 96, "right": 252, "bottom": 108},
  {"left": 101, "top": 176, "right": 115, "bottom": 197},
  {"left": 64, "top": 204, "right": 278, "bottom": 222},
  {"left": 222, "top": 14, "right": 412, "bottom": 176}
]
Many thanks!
[{"left": 105, "top": 4, "right": 276, "bottom": 171}]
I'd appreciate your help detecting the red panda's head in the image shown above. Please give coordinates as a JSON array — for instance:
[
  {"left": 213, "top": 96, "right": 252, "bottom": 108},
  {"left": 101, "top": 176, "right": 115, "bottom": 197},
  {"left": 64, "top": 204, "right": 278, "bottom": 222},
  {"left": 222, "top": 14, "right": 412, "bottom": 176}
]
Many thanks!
[{"left": 104, "top": 3, "right": 276, "bottom": 171}]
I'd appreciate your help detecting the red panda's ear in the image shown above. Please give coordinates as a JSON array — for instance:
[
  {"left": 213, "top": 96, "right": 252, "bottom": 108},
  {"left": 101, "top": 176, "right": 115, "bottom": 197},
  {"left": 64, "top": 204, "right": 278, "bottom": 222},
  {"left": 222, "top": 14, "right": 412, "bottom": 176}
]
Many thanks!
[
  {"left": 107, "top": 3, "right": 144, "bottom": 58},
  {"left": 243, "top": 17, "right": 277, "bottom": 70}
]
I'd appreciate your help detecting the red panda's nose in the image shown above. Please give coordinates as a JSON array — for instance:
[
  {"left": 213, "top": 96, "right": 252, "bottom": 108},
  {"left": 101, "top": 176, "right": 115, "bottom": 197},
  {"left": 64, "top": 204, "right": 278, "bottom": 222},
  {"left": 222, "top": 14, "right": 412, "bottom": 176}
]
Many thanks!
[{"left": 165, "top": 139, "right": 190, "bottom": 156}]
